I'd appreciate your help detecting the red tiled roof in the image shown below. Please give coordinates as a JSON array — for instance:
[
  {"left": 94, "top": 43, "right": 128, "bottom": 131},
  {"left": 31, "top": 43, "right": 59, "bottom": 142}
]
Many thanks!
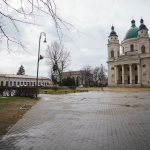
[{"left": 1, "top": 74, "right": 49, "bottom": 80}]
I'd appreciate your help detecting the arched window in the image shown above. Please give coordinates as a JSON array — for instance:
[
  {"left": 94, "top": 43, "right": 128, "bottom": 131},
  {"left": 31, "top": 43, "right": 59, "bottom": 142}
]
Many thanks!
[
  {"left": 141, "top": 46, "right": 145, "bottom": 53},
  {"left": 130, "top": 44, "right": 134, "bottom": 51},
  {"left": 123, "top": 47, "right": 124, "bottom": 53},
  {"left": 1, "top": 81, "right": 3, "bottom": 86},
  {"left": 111, "top": 50, "right": 114, "bottom": 58}
]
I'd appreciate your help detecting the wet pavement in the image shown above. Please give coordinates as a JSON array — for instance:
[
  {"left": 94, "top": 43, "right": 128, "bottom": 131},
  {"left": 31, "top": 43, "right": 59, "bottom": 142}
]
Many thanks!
[{"left": 0, "top": 91, "right": 150, "bottom": 150}]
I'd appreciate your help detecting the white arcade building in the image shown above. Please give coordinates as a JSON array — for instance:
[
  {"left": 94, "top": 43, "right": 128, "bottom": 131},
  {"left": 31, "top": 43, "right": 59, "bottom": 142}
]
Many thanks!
[{"left": 0, "top": 74, "right": 50, "bottom": 87}]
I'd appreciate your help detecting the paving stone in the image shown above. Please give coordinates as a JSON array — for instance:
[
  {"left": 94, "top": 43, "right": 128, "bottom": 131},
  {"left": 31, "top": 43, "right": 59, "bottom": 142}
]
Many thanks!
[{"left": 0, "top": 91, "right": 150, "bottom": 150}]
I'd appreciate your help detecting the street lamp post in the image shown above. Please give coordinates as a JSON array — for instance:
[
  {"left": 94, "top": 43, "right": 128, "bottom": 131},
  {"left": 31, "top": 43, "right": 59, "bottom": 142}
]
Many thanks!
[
  {"left": 97, "top": 71, "right": 99, "bottom": 87},
  {"left": 144, "top": 69, "right": 147, "bottom": 87},
  {"left": 101, "top": 64, "right": 103, "bottom": 91},
  {"left": 35, "top": 32, "right": 47, "bottom": 99}
]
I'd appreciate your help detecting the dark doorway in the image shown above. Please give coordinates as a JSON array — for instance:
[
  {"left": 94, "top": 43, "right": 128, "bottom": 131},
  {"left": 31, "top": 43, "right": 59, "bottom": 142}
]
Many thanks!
[
  {"left": 135, "top": 75, "right": 138, "bottom": 84},
  {"left": 1, "top": 81, "right": 3, "bottom": 86},
  {"left": 121, "top": 76, "right": 122, "bottom": 84},
  {"left": 128, "top": 76, "right": 130, "bottom": 84}
]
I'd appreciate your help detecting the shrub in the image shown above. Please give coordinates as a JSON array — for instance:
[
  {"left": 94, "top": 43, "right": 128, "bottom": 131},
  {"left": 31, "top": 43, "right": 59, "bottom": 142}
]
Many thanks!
[
  {"left": 0, "top": 86, "right": 38, "bottom": 99},
  {"left": 62, "top": 77, "right": 75, "bottom": 86},
  {"left": 68, "top": 86, "right": 77, "bottom": 90}
]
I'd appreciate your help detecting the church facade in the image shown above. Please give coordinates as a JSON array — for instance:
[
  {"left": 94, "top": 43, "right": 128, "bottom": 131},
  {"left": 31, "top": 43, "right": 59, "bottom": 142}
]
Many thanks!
[{"left": 107, "top": 19, "right": 150, "bottom": 87}]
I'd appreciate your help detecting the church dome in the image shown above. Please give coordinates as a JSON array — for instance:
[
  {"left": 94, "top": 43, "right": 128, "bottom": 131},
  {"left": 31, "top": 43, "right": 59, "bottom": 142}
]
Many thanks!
[{"left": 123, "top": 19, "right": 139, "bottom": 40}]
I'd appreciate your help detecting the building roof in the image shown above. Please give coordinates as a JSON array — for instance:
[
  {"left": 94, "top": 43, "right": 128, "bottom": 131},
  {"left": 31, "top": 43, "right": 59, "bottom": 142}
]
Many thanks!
[
  {"left": 123, "top": 19, "right": 139, "bottom": 41},
  {"left": 109, "top": 25, "right": 118, "bottom": 37},
  {"left": 0, "top": 74, "right": 49, "bottom": 80},
  {"left": 138, "top": 18, "right": 148, "bottom": 31}
]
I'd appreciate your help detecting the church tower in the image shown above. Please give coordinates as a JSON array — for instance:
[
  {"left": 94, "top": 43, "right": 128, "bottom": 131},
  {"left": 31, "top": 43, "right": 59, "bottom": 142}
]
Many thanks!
[
  {"left": 137, "top": 18, "right": 149, "bottom": 55},
  {"left": 107, "top": 25, "right": 120, "bottom": 61}
]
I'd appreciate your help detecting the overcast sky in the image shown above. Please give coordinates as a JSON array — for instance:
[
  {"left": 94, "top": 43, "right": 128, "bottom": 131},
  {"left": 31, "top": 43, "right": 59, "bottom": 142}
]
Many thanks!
[{"left": 1, "top": 0, "right": 150, "bottom": 77}]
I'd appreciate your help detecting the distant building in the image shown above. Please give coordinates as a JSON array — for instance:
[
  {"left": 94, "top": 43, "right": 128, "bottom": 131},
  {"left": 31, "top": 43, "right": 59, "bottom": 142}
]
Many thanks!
[
  {"left": 107, "top": 18, "right": 150, "bottom": 87},
  {"left": 0, "top": 74, "right": 50, "bottom": 86},
  {"left": 62, "top": 71, "right": 93, "bottom": 86},
  {"left": 93, "top": 79, "right": 108, "bottom": 87}
]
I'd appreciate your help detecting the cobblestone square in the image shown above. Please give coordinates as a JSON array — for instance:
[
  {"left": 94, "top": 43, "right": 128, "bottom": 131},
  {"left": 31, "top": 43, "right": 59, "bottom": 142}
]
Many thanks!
[{"left": 0, "top": 91, "right": 150, "bottom": 150}]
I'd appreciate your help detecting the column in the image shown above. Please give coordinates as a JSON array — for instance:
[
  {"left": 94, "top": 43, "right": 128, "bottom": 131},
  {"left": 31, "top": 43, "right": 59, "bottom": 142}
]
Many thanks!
[
  {"left": 122, "top": 65, "right": 124, "bottom": 84},
  {"left": 134, "top": 42, "right": 136, "bottom": 50},
  {"left": 137, "top": 64, "right": 141, "bottom": 84},
  {"left": 115, "top": 65, "right": 118, "bottom": 84},
  {"left": 129, "top": 64, "right": 132, "bottom": 84}
]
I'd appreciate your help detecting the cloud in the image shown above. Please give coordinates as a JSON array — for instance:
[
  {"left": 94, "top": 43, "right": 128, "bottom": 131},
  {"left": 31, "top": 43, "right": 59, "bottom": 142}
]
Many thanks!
[{"left": 1, "top": 0, "right": 150, "bottom": 77}]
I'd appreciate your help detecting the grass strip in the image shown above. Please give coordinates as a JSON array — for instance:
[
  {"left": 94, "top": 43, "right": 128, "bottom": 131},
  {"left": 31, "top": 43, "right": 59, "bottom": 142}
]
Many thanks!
[{"left": 0, "top": 97, "right": 38, "bottom": 137}]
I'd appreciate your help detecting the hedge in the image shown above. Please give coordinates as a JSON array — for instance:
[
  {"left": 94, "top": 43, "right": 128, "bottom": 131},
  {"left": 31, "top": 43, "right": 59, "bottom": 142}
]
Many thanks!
[
  {"left": 0, "top": 86, "right": 39, "bottom": 99},
  {"left": 42, "top": 86, "right": 77, "bottom": 91}
]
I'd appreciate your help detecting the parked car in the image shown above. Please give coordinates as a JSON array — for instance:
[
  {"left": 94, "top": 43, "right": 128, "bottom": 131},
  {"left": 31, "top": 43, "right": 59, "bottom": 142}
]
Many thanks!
[{"left": 79, "top": 85, "right": 83, "bottom": 88}]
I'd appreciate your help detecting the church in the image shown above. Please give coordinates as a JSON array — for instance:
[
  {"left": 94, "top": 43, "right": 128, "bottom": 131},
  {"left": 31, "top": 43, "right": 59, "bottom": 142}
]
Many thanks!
[{"left": 107, "top": 18, "right": 150, "bottom": 87}]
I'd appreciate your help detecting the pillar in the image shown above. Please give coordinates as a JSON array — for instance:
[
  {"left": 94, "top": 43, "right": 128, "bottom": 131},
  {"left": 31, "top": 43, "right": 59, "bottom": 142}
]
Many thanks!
[
  {"left": 137, "top": 64, "right": 141, "bottom": 84},
  {"left": 129, "top": 64, "right": 132, "bottom": 84},
  {"left": 115, "top": 65, "right": 118, "bottom": 84},
  {"left": 122, "top": 65, "right": 124, "bottom": 84}
]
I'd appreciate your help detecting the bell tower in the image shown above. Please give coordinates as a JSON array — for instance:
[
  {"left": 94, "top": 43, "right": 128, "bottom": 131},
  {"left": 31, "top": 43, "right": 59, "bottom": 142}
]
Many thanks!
[
  {"left": 107, "top": 25, "right": 120, "bottom": 61},
  {"left": 138, "top": 18, "right": 149, "bottom": 54}
]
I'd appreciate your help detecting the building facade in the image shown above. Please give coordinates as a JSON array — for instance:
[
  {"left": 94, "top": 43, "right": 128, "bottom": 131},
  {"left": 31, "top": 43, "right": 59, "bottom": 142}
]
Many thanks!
[
  {"left": 0, "top": 74, "right": 50, "bottom": 86},
  {"left": 62, "top": 71, "right": 93, "bottom": 86},
  {"left": 107, "top": 19, "right": 150, "bottom": 87}
]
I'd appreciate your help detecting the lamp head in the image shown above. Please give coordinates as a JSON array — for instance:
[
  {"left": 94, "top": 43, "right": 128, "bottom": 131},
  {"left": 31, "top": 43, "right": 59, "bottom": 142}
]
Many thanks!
[
  {"left": 40, "top": 55, "right": 44, "bottom": 60},
  {"left": 43, "top": 38, "right": 47, "bottom": 43}
]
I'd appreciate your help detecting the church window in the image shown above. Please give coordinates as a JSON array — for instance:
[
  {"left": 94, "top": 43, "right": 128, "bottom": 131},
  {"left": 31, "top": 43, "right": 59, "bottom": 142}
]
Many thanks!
[
  {"left": 143, "top": 65, "right": 146, "bottom": 67},
  {"left": 141, "top": 46, "right": 145, "bottom": 53},
  {"left": 123, "top": 47, "right": 124, "bottom": 53},
  {"left": 111, "top": 67, "right": 114, "bottom": 70},
  {"left": 130, "top": 44, "right": 134, "bottom": 51},
  {"left": 111, "top": 50, "right": 114, "bottom": 58}
]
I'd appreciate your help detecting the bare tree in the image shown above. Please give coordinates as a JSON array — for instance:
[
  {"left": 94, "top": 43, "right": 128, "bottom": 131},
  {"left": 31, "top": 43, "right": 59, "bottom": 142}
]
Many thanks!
[
  {"left": 93, "top": 66, "right": 100, "bottom": 86},
  {"left": 0, "top": 0, "right": 76, "bottom": 52},
  {"left": 81, "top": 65, "right": 93, "bottom": 86},
  {"left": 78, "top": 70, "right": 84, "bottom": 85},
  {"left": 45, "top": 41, "right": 71, "bottom": 84},
  {"left": 93, "top": 65, "right": 107, "bottom": 87},
  {"left": 99, "top": 64, "right": 107, "bottom": 85}
]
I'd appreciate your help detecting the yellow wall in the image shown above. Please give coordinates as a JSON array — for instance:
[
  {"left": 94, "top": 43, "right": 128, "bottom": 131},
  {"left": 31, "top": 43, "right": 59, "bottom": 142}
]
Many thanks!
[{"left": 0, "top": 76, "right": 5, "bottom": 86}]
